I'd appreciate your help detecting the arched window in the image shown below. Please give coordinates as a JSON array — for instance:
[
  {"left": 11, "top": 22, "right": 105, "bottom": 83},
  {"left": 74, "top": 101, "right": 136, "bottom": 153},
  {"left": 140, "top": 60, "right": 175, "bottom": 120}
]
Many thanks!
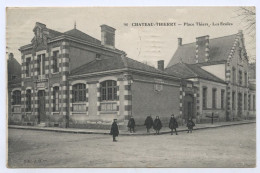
[
  {"left": 26, "top": 89, "right": 32, "bottom": 112},
  {"left": 100, "top": 80, "right": 117, "bottom": 101},
  {"left": 53, "top": 86, "right": 59, "bottom": 112},
  {"left": 12, "top": 90, "right": 21, "bottom": 105},
  {"left": 72, "top": 83, "right": 86, "bottom": 102}
]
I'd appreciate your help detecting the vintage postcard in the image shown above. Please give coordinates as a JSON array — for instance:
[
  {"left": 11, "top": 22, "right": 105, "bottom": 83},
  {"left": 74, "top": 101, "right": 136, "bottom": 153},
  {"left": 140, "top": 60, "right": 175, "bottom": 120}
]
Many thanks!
[{"left": 6, "top": 7, "right": 256, "bottom": 168}]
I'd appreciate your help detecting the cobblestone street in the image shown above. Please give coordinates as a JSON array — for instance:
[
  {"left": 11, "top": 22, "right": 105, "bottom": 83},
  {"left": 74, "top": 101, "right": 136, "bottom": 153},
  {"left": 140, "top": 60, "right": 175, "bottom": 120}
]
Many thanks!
[{"left": 8, "top": 123, "right": 256, "bottom": 168}]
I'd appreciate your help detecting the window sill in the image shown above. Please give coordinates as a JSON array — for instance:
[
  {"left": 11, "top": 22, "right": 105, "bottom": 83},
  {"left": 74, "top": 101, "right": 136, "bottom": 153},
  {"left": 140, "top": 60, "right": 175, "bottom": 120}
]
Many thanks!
[
  {"left": 25, "top": 112, "right": 32, "bottom": 113},
  {"left": 71, "top": 112, "right": 87, "bottom": 114},
  {"left": 100, "top": 111, "right": 118, "bottom": 114},
  {"left": 72, "top": 102, "right": 86, "bottom": 105},
  {"left": 52, "top": 72, "right": 60, "bottom": 75}
]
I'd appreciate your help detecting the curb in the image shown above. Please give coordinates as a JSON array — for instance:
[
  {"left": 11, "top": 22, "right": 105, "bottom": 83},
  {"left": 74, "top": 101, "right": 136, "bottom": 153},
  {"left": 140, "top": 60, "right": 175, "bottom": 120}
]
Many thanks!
[{"left": 8, "top": 121, "right": 255, "bottom": 136}]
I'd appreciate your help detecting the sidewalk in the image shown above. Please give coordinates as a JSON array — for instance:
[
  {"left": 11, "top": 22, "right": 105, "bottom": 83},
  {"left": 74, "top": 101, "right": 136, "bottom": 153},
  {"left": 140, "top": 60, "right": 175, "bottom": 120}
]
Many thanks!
[{"left": 8, "top": 120, "right": 255, "bottom": 136}]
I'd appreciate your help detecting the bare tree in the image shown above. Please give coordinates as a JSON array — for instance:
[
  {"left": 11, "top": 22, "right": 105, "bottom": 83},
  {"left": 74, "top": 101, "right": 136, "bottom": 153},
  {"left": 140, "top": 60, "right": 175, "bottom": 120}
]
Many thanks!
[{"left": 236, "top": 7, "right": 256, "bottom": 62}]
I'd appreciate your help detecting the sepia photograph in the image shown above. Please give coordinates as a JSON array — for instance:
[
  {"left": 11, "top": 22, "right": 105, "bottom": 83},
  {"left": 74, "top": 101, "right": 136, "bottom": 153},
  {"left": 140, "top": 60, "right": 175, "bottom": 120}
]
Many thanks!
[{"left": 6, "top": 6, "right": 256, "bottom": 168}]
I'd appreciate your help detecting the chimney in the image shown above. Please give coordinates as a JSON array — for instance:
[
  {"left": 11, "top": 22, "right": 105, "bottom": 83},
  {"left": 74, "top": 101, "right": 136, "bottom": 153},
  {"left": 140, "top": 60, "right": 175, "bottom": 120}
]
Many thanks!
[
  {"left": 100, "top": 24, "right": 116, "bottom": 49},
  {"left": 195, "top": 35, "right": 210, "bottom": 63},
  {"left": 157, "top": 60, "right": 164, "bottom": 71},
  {"left": 178, "top": 38, "right": 182, "bottom": 46}
]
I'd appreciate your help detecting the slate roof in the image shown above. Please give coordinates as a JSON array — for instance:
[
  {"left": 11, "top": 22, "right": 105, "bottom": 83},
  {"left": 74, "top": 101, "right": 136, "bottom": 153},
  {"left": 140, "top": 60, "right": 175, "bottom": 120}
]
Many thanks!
[
  {"left": 167, "top": 34, "right": 237, "bottom": 67},
  {"left": 64, "top": 28, "right": 101, "bottom": 45},
  {"left": 165, "top": 63, "right": 226, "bottom": 83},
  {"left": 70, "top": 56, "right": 169, "bottom": 76}
]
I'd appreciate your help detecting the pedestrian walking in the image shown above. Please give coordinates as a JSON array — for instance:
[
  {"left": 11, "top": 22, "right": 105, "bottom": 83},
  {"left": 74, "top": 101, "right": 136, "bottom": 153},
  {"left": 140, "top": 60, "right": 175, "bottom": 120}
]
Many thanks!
[
  {"left": 187, "top": 118, "right": 195, "bottom": 133},
  {"left": 110, "top": 119, "right": 119, "bottom": 142},
  {"left": 169, "top": 114, "right": 178, "bottom": 135},
  {"left": 153, "top": 116, "right": 162, "bottom": 135},
  {"left": 144, "top": 115, "right": 153, "bottom": 133},
  {"left": 127, "top": 116, "right": 136, "bottom": 133}
]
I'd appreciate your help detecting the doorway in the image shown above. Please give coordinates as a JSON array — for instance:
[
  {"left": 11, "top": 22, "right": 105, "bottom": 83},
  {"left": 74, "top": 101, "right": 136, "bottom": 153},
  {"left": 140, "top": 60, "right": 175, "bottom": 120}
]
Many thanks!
[
  {"left": 38, "top": 90, "right": 46, "bottom": 123},
  {"left": 183, "top": 94, "right": 194, "bottom": 120}
]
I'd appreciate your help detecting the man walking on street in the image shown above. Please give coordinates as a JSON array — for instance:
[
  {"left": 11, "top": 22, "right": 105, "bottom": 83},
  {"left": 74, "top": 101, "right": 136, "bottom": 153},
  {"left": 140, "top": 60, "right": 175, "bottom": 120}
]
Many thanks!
[
  {"left": 169, "top": 114, "right": 178, "bottom": 135},
  {"left": 110, "top": 119, "right": 119, "bottom": 142},
  {"left": 153, "top": 116, "right": 162, "bottom": 135},
  {"left": 127, "top": 116, "right": 136, "bottom": 133}
]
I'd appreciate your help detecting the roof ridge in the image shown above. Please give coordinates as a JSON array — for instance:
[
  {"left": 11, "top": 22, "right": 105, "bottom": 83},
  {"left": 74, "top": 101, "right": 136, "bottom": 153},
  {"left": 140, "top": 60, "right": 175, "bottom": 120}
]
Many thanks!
[
  {"left": 180, "top": 33, "right": 237, "bottom": 46},
  {"left": 125, "top": 56, "right": 165, "bottom": 73}
]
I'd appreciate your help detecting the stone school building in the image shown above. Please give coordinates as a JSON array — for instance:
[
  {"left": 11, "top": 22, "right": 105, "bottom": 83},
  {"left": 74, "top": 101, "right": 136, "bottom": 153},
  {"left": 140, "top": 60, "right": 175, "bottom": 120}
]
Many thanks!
[{"left": 8, "top": 22, "right": 256, "bottom": 129}]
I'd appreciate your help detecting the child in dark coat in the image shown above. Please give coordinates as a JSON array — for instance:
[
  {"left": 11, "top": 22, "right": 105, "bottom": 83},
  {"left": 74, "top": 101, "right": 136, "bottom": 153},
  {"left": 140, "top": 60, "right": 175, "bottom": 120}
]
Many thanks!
[
  {"left": 144, "top": 115, "right": 153, "bottom": 133},
  {"left": 187, "top": 118, "right": 195, "bottom": 133},
  {"left": 127, "top": 116, "right": 135, "bottom": 133},
  {"left": 153, "top": 116, "right": 162, "bottom": 135},
  {"left": 110, "top": 119, "right": 119, "bottom": 142},
  {"left": 169, "top": 114, "right": 178, "bottom": 135}
]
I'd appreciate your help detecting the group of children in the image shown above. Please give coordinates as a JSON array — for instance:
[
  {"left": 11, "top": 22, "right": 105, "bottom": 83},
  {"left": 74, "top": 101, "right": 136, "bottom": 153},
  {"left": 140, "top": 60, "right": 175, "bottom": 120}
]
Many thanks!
[
  {"left": 110, "top": 114, "right": 196, "bottom": 142},
  {"left": 143, "top": 114, "right": 195, "bottom": 135}
]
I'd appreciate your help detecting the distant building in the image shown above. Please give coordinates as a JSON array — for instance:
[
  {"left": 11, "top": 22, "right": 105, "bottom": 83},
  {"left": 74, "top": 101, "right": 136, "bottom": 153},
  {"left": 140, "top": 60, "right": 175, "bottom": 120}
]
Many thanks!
[{"left": 166, "top": 31, "right": 256, "bottom": 121}]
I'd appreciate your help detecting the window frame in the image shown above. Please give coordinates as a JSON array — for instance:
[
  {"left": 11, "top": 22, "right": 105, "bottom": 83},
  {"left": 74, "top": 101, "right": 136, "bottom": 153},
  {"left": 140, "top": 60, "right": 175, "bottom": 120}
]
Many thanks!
[
  {"left": 202, "top": 87, "right": 207, "bottom": 109},
  {"left": 232, "top": 67, "right": 236, "bottom": 84},
  {"left": 221, "top": 89, "right": 225, "bottom": 109},
  {"left": 100, "top": 80, "right": 117, "bottom": 101},
  {"left": 53, "top": 51, "right": 59, "bottom": 73},
  {"left": 72, "top": 83, "right": 86, "bottom": 103},
  {"left": 232, "top": 91, "right": 236, "bottom": 110},
  {"left": 26, "top": 89, "right": 32, "bottom": 112},
  {"left": 12, "top": 90, "right": 21, "bottom": 105},
  {"left": 53, "top": 86, "right": 59, "bottom": 112},
  {"left": 25, "top": 57, "right": 31, "bottom": 78},
  {"left": 212, "top": 88, "right": 217, "bottom": 109}
]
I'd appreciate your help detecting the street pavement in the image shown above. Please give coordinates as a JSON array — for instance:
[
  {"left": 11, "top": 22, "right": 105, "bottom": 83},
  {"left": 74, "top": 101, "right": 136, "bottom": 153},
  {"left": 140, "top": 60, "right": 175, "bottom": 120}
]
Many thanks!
[
  {"left": 8, "top": 123, "right": 256, "bottom": 168},
  {"left": 8, "top": 120, "right": 255, "bottom": 135}
]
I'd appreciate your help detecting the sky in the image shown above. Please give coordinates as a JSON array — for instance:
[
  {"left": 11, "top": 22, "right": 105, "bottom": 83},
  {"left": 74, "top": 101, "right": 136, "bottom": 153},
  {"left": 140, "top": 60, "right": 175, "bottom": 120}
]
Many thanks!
[{"left": 6, "top": 7, "right": 256, "bottom": 66}]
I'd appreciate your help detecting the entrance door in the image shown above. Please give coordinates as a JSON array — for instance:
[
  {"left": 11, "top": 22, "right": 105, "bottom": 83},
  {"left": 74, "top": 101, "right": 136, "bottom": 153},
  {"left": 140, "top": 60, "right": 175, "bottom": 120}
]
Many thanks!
[
  {"left": 187, "top": 102, "right": 193, "bottom": 119},
  {"left": 38, "top": 90, "right": 46, "bottom": 123},
  {"left": 183, "top": 94, "right": 194, "bottom": 120}
]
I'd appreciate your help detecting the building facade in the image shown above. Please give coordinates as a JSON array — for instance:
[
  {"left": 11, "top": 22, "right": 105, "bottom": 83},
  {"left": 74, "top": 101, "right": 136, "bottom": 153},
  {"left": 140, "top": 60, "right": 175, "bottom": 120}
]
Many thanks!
[
  {"left": 166, "top": 31, "right": 256, "bottom": 122},
  {"left": 8, "top": 22, "right": 197, "bottom": 128}
]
